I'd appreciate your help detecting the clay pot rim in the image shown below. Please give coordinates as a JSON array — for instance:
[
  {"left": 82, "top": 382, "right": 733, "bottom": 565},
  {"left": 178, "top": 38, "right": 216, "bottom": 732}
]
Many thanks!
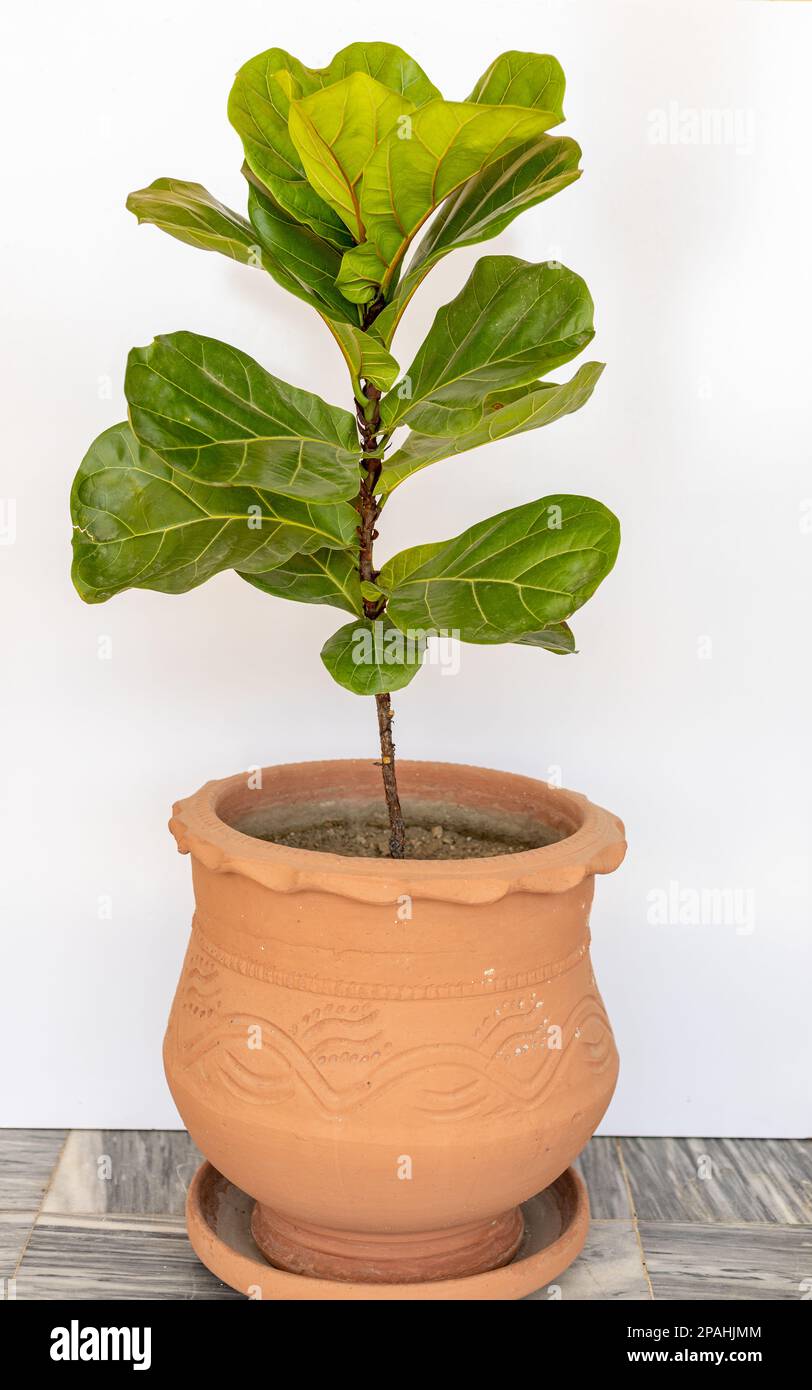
[{"left": 169, "top": 759, "right": 626, "bottom": 905}]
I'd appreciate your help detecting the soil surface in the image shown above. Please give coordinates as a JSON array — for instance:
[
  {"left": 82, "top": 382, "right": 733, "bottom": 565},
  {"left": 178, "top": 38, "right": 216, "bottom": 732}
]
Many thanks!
[{"left": 242, "top": 803, "right": 564, "bottom": 860}]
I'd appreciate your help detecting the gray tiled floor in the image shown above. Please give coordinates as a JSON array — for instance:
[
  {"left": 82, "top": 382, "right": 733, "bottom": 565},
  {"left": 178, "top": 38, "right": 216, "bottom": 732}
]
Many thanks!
[
  {"left": 42, "top": 1130, "right": 202, "bottom": 1219},
  {"left": 1, "top": 1130, "right": 67, "bottom": 1211},
  {"left": 2, "top": 1132, "right": 811, "bottom": 1300},
  {"left": 639, "top": 1222, "right": 812, "bottom": 1301},
  {"left": 622, "top": 1137, "right": 812, "bottom": 1225}
]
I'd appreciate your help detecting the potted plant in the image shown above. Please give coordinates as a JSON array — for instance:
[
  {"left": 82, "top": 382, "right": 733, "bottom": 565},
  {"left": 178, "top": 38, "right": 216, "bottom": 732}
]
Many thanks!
[{"left": 70, "top": 40, "right": 626, "bottom": 1300}]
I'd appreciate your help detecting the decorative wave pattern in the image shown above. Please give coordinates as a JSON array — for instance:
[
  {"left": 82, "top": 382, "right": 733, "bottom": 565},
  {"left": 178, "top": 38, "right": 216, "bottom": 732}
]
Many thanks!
[{"left": 172, "top": 949, "right": 615, "bottom": 1123}]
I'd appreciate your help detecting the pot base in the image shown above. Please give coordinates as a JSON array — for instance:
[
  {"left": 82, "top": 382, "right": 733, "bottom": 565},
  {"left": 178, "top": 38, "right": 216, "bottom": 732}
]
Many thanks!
[
  {"left": 250, "top": 1202, "right": 524, "bottom": 1283},
  {"left": 187, "top": 1161, "right": 589, "bottom": 1301}
]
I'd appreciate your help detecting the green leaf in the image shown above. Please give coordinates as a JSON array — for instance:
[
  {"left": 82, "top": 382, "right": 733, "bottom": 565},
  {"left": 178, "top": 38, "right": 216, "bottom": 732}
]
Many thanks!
[
  {"left": 289, "top": 73, "right": 414, "bottom": 240},
  {"left": 228, "top": 49, "right": 354, "bottom": 248},
  {"left": 125, "top": 177, "right": 362, "bottom": 326},
  {"left": 323, "top": 42, "right": 440, "bottom": 106},
  {"left": 324, "top": 320, "right": 399, "bottom": 398},
  {"left": 246, "top": 181, "right": 358, "bottom": 322},
  {"left": 379, "top": 494, "right": 619, "bottom": 643},
  {"left": 124, "top": 331, "right": 361, "bottom": 502},
  {"left": 228, "top": 43, "right": 438, "bottom": 250},
  {"left": 372, "top": 136, "right": 581, "bottom": 344},
  {"left": 380, "top": 256, "right": 594, "bottom": 436},
  {"left": 126, "top": 179, "right": 268, "bottom": 266},
  {"left": 320, "top": 616, "right": 426, "bottom": 695},
  {"left": 240, "top": 548, "right": 362, "bottom": 615},
  {"left": 245, "top": 185, "right": 398, "bottom": 390},
  {"left": 379, "top": 362, "right": 604, "bottom": 493},
  {"left": 71, "top": 423, "right": 357, "bottom": 603},
  {"left": 348, "top": 100, "right": 562, "bottom": 296},
  {"left": 336, "top": 240, "right": 391, "bottom": 305},
  {"left": 516, "top": 621, "right": 576, "bottom": 654},
  {"left": 467, "top": 51, "right": 566, "bottom": 115}
]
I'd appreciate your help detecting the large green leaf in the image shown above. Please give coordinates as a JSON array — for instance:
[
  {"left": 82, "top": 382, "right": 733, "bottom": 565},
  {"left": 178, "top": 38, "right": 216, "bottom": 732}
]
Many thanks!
[
  {"left": 228, "top": 43, "right": 439, "bottom": 250},
  {"left": 379, "top": 361, "right": 604, "bottom": 493},
  {"left": 321, "top": 616, "right": 426, "bottom": 695},
  {"left": 240, "top": 548, "right": 362, "bottom": 615},
  {"left": 289, "top": 73, "right": 414, "bottom": 241},
  {"left": 372, "top": 136, "right": 581, "bottom": 344},
  {"left": 340, "top": 100, "right": 562, "bottom": 298},
  {"left": 246, "top": 181, "right": 358, "bottom": 322},
  {"left": 71, "top": 423, "right": 357, "bottom": 603},
  {"left": 380, "top": 494, "right": 619, "bottom": 643},
  {"left": 124, "top": 331, "right": 361, "bottom": 502},
  {"left": 380, "top": 256, "right": 594, "bottom": 436}
]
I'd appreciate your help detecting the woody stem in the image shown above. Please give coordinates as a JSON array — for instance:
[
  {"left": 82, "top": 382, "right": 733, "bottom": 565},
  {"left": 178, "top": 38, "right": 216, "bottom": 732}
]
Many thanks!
[{"left": 353, "top": 310, "right": 406, "bottom": 859}]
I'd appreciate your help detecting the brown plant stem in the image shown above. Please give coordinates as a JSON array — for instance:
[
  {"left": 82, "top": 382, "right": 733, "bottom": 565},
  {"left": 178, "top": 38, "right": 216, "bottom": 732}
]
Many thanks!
[
  {"left": 375, "top": 691, "right": 406, "bottom": 858},
  {"left": 353, "top": 305, "right": 406, "bottom": 858}
]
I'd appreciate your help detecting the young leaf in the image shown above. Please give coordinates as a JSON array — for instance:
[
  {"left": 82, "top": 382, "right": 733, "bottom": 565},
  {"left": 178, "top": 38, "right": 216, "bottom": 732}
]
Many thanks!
[
  {"left": 228, "top": 43, "right": 438, "bottom": 249},
  {"left": 246, "top": 182, "right": 359, "bottom": 322},
  {"left": 348, "top": 100, "right": 563, "bottom": 295},
  {"left": 380, "top": 256, "right": 594, "bottom": 436},
  {"left": 372, "top": 137, "right": 582, "bottom": 344},
  {"left": 336, "top": 240, "right": 392, "bottom": 305},
  {"left": 324, "top": 42, "right": 440, "bottom": 106},
  {"left": 324, "top": 321, "right": 399, "bottom": 398},
  {"left": 467, "top": 51, "right": 566, "bottom": 115},
  {"left": 240, "top": 548, "right": 363, "bottom": 615},
  {"left": 289, "top": 73, "right": 414, "bottom": 241},
  {"left": 378, "top": 362, "right": 604, "bottom": 493},
  {"left": 71, "top": 423, "right": 357, "bottom": 603},
  {"left": 125, "top": 331, "right": 361, "bottom": 502},
  {"left": 321, "top": 617, "right": 426, "bottom": 695},
  {"left": 228, "top": 49, "right": 354, "bottom": 248},
  {"left": 380, "top": 494, "right": 619, "bottom": 643}
]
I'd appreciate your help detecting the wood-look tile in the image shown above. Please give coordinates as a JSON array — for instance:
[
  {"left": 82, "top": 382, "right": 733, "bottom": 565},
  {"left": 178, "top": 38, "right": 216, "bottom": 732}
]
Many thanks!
[
  {"left": 15, "top": 1217, "right": 240, "bottom": 1300},
  {"left": 573, "top": 1137, "right": 632, "bottom": 1219},
  {"left": 525, "top": 1220, "right": 651, "bottom": 1301},
  {"left": 621, "top": 1138, "right": 812, "bottom": 1225},
  {"left": 0, "top": 1130, "right": 66, "bottom": 1211},
  {"left": 43, "top": 1130, "right": 202, "bottom": 1218},
  {"left": 0, "top": 1213, "right": 35, "bottom": 1281},
  {"left": 640, "top": 1222, "right": 812, "bottom": 1301}
]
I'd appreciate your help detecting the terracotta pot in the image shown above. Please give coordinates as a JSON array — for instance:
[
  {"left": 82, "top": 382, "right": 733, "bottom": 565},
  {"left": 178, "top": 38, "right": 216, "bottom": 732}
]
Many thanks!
[{"left": 164, "top": 760, "right": 625, "bottom": 1290}]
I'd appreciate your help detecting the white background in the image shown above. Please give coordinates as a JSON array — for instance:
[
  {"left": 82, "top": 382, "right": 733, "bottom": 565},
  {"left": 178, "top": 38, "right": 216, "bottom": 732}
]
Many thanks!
[{"left": 1, "top": 0, "right": 810, "bottom": 1135}]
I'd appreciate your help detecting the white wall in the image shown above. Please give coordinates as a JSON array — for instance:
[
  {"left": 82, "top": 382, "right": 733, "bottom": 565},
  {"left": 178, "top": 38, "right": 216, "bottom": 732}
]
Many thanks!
[{"left": 2, "top": 0, "right": 810, "bottom": 1135}]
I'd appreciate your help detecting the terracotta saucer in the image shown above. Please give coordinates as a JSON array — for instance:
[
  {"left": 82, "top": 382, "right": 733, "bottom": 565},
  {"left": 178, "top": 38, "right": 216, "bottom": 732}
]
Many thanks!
[{"left": 186, "top": 1161, "right": 589, "bottom": 1301}]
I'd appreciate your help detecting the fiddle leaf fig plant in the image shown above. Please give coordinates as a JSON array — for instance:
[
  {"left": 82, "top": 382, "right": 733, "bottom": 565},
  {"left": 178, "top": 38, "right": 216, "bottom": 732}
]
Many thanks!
[{"left": 70, "top": 41, "right": 620, "bottom": 859}]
